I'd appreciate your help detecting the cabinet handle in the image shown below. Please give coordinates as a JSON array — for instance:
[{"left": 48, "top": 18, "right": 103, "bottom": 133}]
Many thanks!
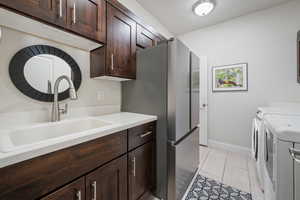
[
  {"left": 59, "top": 0, "right": 63, "bottom": 18},
  {"left": 111, "top": 54, "right": 114, "bottom": 71},
  {"left": 132, "top": 157, "right": 136, "bottom": 177},
  {"left": 76, "top": 190, "right": 81, "bottom": 200},
  {"left": 140, "top": 131, "right": 152, "bottom": 138},
  {"left": 73, "top": 2, "right": 76, "bottom": 24},
  {"left": 289, "top": 148, "right": 300, "bottom": 164},
  {"left": 91, "top": 181, "right": 97, "bottom": 200}
]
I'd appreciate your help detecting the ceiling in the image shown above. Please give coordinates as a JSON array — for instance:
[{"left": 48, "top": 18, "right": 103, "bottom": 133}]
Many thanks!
[{"left": 137, "top": 0, "right": 293, "bottom": 35}]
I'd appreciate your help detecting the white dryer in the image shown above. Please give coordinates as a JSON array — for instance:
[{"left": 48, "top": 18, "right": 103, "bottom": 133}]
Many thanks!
[
  {"left": 263, "top": 115, "right": 300, "bottom": 200},
  {"left": 251, "top": 103, "right": 300, "bottom": 191}
]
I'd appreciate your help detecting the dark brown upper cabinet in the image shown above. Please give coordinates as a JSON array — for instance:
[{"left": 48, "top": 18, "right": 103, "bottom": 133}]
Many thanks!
[
  {"left": 0, "top": 0, "right": 67, "bottom": 27},
  {"left": 0, "top": 122, "right": 156, "bottom": 200},
  {"left": 91, "top": 3, "right": 137, "bottom": 79},
  {"left": 137, "top": 24, "right": 159, "bottom": 49},
  {"left": 128, "top": 142, "right": 155, "bottom": 200},
  {"left": 67, "top": 0, "right": 106, "bottom": 42},
  {"left": 0, "top": 0, "right": 106, "bottom": 43},
  {"left": 106, "top": 3, "right": 137, "bottom": 79}
]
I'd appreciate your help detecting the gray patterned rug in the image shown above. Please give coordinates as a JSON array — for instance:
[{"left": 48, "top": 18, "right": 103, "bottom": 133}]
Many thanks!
[{"left": 184, "top": 174, "right": 252, "bottom": 200}]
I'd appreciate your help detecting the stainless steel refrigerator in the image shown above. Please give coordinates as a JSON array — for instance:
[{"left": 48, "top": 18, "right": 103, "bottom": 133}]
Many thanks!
[{"left": 122, "top": 38, "right": 200, "bottom": 200}]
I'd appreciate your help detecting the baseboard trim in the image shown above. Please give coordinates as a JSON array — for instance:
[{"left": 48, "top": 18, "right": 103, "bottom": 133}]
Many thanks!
[{"left": 208, "top": 139, "right": 251, "bottom": 157}]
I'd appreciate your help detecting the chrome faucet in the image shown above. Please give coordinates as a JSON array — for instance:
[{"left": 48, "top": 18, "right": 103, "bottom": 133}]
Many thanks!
[{"left": 51, "top": 75, "right": 78, "bottom": 122}]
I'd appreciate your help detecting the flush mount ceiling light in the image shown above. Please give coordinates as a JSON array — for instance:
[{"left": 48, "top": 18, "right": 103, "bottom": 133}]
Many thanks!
[{"left": 193, "top": 0, "right": 216, "bottom": 17}]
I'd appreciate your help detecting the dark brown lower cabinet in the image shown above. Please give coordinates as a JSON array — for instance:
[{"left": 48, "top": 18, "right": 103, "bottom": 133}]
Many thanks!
[
  {"left": 86, "top": 155, "right": 128, "bottom": 200},
  {"left": 41, "top": 155, "right": 128, "bottom": 200},
  {"left": 41, "top": 177, "right": 85, "bottom": 200},
  {"left": 0, "top": 122, "right": 156, "bottom": 200},
  {"left": 128, "top": 142, "right": 155, "bottom": 200}
]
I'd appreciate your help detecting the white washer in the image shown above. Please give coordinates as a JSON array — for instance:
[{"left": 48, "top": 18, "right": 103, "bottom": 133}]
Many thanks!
[
  {"left": 263, "top": 115, "right": 300, "bottom": 200},
  {"left": 251, "top": 110, "right": 265, "bottom": 191}
]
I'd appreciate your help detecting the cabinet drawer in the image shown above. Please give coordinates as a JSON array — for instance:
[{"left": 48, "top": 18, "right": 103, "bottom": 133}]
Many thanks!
[
  {"left": 0, "top": 131, "right": 127, "bottom": 200},
  {"left": 128, "top": 122, "right": 156, "bottom": 151}
]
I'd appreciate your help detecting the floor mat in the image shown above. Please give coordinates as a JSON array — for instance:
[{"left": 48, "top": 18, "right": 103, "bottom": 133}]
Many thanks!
[{"left": 184, "top": 174, "right": 252, "bottom": 200}]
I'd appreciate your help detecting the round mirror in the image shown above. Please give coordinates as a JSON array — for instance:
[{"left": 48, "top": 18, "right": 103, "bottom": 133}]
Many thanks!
[
  {"left": 24, "top": 54, "right": 72, "bottom": 94},
  {"left": 9, "top": 45, "right": 82, "bottom": 102}
]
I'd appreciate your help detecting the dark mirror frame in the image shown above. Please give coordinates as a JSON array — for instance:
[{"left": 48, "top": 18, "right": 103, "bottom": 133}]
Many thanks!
[
  {"left": 298, "top": 31, "right": 300, "bottom": 83},
  {"left": 9, "top": 45, "right": 82, "bottom": 102}
]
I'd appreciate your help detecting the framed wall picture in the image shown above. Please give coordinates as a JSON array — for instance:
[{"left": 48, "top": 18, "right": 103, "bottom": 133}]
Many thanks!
[{"left": 212, "top": 63, "right": 248, "bottom": 92}]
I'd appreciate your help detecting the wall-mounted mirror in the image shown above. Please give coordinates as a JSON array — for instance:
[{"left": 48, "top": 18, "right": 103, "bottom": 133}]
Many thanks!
[{"left": 9, "top": 45, "right": 82, "bottom": 102}]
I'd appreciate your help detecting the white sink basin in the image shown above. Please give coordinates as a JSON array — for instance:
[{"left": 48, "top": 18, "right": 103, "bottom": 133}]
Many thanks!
[{"left": 0, "top": 118, "right": 112, "bottom": 153}]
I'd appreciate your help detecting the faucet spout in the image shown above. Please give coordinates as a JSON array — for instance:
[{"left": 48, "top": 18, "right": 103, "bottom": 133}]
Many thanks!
[{"left": 51, "top": 75, "right": 78, "bottom": 122}]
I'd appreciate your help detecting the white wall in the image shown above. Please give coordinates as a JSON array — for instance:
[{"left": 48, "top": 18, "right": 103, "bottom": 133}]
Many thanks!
[
  {"left": 0, "top": 26, "right": 121, "bottom": 128},
  {"left": 118, "top": 0, "right": 173, "bottom": 38},
  {"left": 179, "top": 1, "right": 300, "bottom": 148}
]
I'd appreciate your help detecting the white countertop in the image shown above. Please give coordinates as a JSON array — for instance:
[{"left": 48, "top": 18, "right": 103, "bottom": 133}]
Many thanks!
[
  {"left": 0, "top": 112, "right": 157, "bottom": 168},
  {"left": 264, "top": 115, "right": 300, "bottom": 143}
]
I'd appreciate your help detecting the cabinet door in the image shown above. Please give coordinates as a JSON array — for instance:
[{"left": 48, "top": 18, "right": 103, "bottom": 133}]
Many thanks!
[
  {"left": 137, "top": 25, "right": 158, "bottom": 49},
  {"left": 67, "top": 0, "right": 106, "bottom": 43},
  {"left": 41, "top": 177, "right": 85, "bottom": 200},
  {"left": 128, "top": 142, "right": 155, "bottom": 200},
  {"left": 107, "top": 4, "right": 137, "bottom": 79},
  {"left": 295, "top": 144, "right": 300, "bottom": 200},
  {"left": 86, "top": 155, "right": 127, "bottom": 200},
  {"left": 0, "top": 0, "right": 67, "bottom": 27}
]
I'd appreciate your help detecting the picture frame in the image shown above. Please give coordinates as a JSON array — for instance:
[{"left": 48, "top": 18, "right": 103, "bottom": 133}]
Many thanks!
[{"left": 212, "top": 63, "right": 248, "bottom": 92}]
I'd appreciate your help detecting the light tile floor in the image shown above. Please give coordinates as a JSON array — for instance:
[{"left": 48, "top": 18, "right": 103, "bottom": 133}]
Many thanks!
[{"left": 198, "top": 146, "right": 265, "bottom": 200}]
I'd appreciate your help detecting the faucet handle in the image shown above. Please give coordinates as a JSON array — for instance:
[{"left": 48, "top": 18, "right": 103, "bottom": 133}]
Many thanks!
[{"left": 59, "top": 103, "right": 68, "bottom": 114}]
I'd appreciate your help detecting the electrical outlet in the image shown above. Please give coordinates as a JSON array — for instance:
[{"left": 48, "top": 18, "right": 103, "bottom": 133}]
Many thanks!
[{"left": 97, "top": 91, "right": 104, "bottom": 101}]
